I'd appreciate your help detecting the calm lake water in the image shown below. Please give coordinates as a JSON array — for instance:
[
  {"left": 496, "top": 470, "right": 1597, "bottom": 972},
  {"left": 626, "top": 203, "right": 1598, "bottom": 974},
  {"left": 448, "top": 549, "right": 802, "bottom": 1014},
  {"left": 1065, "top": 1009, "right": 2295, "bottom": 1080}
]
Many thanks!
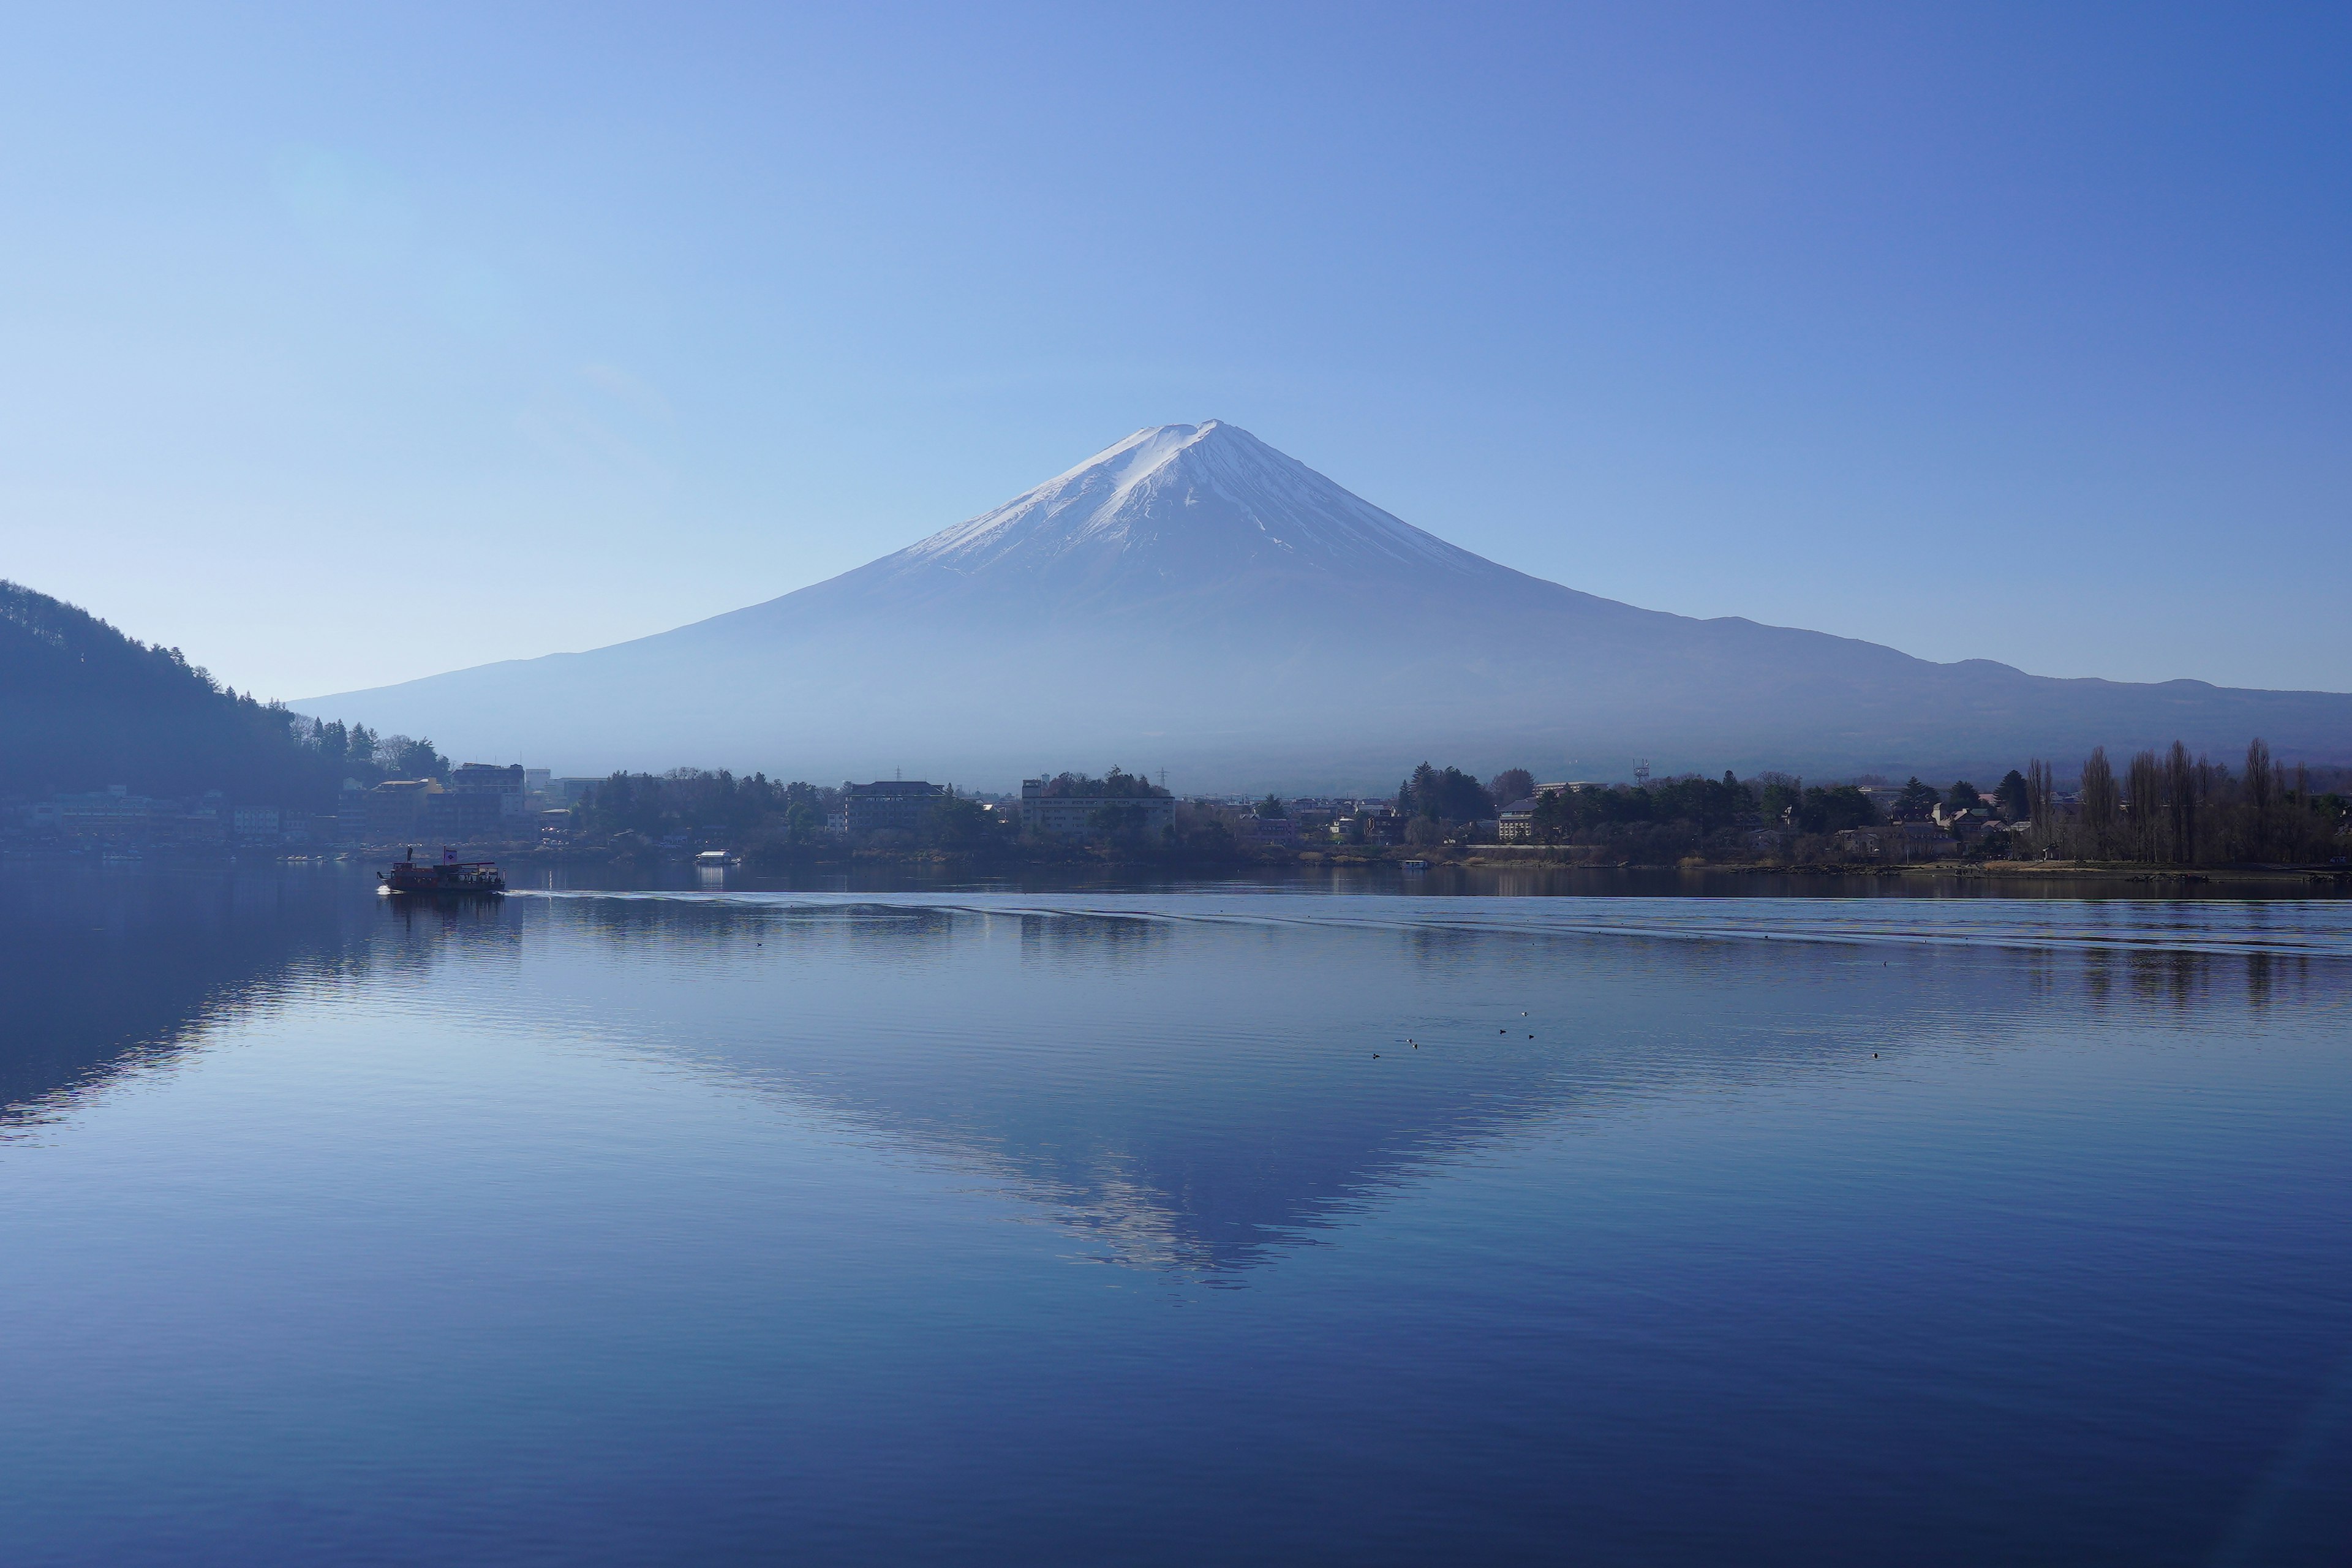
[{"left": 3, "top": 863, "right": 2348, "bottom": 1565}]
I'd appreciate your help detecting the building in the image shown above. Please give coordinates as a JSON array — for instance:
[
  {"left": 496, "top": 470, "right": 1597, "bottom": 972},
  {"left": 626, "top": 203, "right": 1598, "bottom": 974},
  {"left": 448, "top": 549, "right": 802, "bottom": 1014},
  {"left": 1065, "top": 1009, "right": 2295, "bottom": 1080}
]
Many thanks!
[
  {"left": 1498, "top": 782, "right": 1592, "bottom": 842},
  {"left": 1834, "top": 821, "right": 1958, "bottom": 861},
  {"left": 837, "top": 780, "right": 950, "bottom": 836},
  {"left": 364, "top": 780, "right": 442, "bottom": 840},
  {"left": 337, "top": 782, "right": 370, "bottom": 843},
  {"left": 448, "top": 763, "right": 528, "bottom": 818},
  {"left": 1235, "top": 812, "right": 1298, "bottom": 843},
  {"left": 1015, "top": 778, "right": 1174, "bottom": 841},
  {"left": 47, "top": 786, "right": 160, "bottom": 839},
  {"left": 551, "top": 778, "right": 603, "bottom": 807},
  {"left": 428, "top": 790, "right": 503, "bottom": 839}
]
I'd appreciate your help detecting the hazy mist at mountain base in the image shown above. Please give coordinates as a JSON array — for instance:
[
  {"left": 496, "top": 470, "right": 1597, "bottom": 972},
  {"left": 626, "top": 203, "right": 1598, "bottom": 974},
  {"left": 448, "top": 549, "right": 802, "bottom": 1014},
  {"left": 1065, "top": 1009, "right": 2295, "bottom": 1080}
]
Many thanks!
[{"left": 307, "top": 423, "right": 2352, "bottom": 788}]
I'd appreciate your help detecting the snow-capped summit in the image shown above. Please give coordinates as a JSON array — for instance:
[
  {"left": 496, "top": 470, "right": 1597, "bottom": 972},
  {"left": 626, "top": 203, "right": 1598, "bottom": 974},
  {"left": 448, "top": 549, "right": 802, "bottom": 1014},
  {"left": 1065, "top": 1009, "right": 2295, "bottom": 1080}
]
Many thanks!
[
  {"left": 304, "top": 423, "right": 2352, "bottom": 786},
  {"left": 879, "top": 422, "right": 1496, "bottom": 597}
]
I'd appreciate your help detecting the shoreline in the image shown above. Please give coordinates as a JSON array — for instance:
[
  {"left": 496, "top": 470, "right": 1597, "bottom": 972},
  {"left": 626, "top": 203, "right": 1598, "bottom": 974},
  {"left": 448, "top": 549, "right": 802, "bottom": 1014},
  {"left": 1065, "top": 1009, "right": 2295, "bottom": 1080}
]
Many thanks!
[{"left": 13, "top": 842, "right": 2343, "bottom": 888}]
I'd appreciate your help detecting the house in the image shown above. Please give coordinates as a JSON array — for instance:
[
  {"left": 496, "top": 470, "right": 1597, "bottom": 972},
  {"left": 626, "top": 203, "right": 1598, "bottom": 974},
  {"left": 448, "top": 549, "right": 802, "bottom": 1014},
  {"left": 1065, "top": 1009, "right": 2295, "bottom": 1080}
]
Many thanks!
[
  {"left": 1235, "top": 812, "right": 1298, "bottom": 843},
  {"left": 837, "top": 780, "right": 949, "bottom": 836},
  {"left": 1834, "top": 821, "right": 1959, "bottom": 861}
]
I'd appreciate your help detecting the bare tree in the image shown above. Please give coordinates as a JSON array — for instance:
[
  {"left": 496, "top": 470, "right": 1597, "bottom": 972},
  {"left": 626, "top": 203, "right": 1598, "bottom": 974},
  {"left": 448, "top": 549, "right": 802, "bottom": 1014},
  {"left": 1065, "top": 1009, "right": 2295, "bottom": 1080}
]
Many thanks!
[
  {"left": 2244, "top": 737, "right": 2274, "bottom": 860},
  {"left": 2165, "top": 742, "right": 2196, "bottom": 864},
  {"left": 2080, "top": 747, "right": 2119, "bottom": 859},
  {"left": 2026, "top": 757, "right": 2056, "bottom": 856},
  {"left": 2125, "top": 750, "right": 2165, "bottom": 862}
]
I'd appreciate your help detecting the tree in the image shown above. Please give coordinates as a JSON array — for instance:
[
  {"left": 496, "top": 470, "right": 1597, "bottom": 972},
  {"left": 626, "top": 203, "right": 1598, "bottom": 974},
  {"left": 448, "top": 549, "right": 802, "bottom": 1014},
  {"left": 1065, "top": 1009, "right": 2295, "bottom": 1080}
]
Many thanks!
[
  {"left": 2244, "top": 737, "right": 2275, "bottom": 859},
  {"left": 922, "top": 794, "right": 997, "bottom": 849},
  {"left": 2080, "top": 748, "right": 2119, "bottom": 858},
  {"left": 1892, "top": 778, "right": 1940, "bottom": 820},
  {"left": 379, "top": 734, "right": 449, "bottom": 780},
  {"left": 0, "top": 578, "right": 393, "bottom": 807},
  {"left": 1946, "top": 779, "right": 1982, "bottom": 810},
  {"left": 2024, "top": 759, "right": 2056, "bottom": 853},
  {"left": 2125, "top": 750, "right": 2165, "bottom": 862},
  {"left": 2163, "top": 741, "right": 2197, "bottom": 864},
  {"left": 1039, "top": 767, "right": 1166, "bottom": 800},
  {"left": 1087, "top": 802, "right": 1153, "bottom": 840},
  {"left": 1994, "top": 769, "right": 2030, "bottom": 821},
  {"left": 1488, "top": 769, "right": 1535, "bottom": 807},
  {"left": 1755, "top": 775, "right": 1803, "bottom": 826},
  {"left": 1400, "top": 762, "right": 1492, "bottom": 823},
  {"left": 1795, "top": 785, "right": 1877, "bottom": 834},
  {"left": 1530, "top": 789, "right": 1570, "bottom": 844},
  {"left": 1256, "top": 793, "right": 1287, "bottom": 818}
]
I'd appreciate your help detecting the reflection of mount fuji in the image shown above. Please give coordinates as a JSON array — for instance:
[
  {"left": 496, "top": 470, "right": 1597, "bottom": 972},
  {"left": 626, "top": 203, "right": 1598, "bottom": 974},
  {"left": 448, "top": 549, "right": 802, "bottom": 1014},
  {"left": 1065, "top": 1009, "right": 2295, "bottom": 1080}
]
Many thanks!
[
  {"left": 17, "top": 876, "right": 2315, "bottom": 1278},
  {"left": 307, "top": 421, "right": 2352, "bottom": 783},
  {"left": 528, "top": 892, "right": 2312, "bottom": 1277}
]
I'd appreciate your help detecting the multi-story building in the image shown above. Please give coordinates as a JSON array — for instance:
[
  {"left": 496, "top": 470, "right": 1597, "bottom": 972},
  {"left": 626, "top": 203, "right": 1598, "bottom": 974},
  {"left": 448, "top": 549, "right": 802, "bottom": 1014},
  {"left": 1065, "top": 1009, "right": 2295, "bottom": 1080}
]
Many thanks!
[
  {"left": 337, "top": 782, "right": 371, "bottom": 844},
  {"left": 449, "top": 763, "right": 528, "bottom": 818},
  {"left": 1014, "top": 778, "right": 1174, "bottom": 841},
  {"left": 364, "top": 780, "right": 442, "bottom": 841},
  {"left": 836, "top": 780, "right": 949, "bottom": 836},
  {"left": 1496, "top": 782, "right": 1593, "bottom": 842}
]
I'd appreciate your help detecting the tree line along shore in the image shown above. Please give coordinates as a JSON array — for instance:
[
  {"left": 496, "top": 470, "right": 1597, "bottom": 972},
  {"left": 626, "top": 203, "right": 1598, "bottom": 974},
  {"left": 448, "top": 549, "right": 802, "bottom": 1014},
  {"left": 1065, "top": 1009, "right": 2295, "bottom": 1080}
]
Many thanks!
[
  {"left": 433, "top": 746, "right": 2346, "bottom": 878},
  {"left": 6, "top": 581, "right": 2345, "bottom": 874}
]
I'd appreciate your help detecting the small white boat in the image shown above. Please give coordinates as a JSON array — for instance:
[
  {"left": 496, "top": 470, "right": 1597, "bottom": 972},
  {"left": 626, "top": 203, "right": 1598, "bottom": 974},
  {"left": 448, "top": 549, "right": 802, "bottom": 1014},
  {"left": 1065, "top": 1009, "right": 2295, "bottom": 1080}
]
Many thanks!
[{"left": 694, "top": 850, "right": 739, "bottom": 867}]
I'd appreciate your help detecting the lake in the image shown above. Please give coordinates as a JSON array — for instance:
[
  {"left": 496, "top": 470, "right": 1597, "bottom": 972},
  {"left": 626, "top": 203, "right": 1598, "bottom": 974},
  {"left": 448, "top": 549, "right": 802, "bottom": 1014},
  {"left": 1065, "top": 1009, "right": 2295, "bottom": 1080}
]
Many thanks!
[{"left": 2, "top": 863, "right": 2347, "bottom": 1565}]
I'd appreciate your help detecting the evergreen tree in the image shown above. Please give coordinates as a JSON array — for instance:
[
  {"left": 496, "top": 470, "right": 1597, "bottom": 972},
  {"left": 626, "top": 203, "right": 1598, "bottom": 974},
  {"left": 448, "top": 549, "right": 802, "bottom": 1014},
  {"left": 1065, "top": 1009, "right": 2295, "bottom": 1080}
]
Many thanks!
[{"left": 1994, "top": 769, "right": 2030, "bottom": 821}]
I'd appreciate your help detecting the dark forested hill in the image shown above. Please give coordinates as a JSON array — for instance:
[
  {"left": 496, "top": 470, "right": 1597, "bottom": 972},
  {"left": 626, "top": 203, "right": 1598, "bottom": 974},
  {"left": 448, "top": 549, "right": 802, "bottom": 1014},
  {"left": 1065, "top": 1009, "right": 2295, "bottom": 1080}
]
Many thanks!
[{"left": 1, "top": 580, "right": 360, "bottom": 805}]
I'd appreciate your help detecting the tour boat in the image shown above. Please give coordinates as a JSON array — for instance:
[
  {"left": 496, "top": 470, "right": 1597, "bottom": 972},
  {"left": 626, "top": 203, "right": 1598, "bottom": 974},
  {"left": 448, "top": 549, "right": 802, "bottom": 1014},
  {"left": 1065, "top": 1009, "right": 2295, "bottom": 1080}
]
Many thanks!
[{"left": 379, "top": 846, "right": 507, "bottom": 897}]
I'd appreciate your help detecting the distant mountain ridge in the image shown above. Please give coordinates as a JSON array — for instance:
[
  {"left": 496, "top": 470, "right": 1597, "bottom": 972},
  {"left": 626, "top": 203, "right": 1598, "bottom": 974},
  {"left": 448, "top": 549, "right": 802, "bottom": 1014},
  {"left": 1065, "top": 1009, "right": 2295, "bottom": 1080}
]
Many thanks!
[{"left": 303, "top": 423, "right": 2352, "bottom": 787}]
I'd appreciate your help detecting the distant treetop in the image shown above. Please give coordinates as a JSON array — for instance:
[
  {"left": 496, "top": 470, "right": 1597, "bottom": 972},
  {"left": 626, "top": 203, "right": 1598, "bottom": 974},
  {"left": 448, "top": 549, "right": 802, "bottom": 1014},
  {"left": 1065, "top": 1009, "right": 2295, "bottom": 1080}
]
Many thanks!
[{"left": 1038, "top": 767, "right": 1168, "bottom": 799}]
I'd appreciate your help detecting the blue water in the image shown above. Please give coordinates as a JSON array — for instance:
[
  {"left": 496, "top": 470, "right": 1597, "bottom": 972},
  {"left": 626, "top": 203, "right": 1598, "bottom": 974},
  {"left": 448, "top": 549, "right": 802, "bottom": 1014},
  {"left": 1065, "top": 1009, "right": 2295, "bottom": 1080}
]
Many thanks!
[{"left": 2, "top": 865, "right": 2347, "bottom": 1564}]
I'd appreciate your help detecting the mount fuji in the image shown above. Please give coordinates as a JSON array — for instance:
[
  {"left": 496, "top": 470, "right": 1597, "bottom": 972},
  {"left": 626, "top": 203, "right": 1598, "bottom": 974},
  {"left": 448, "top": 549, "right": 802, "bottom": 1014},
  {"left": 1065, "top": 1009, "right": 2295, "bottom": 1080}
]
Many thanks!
[{"left": 307, "top": 422, "right": 2351, "bottom": 786}]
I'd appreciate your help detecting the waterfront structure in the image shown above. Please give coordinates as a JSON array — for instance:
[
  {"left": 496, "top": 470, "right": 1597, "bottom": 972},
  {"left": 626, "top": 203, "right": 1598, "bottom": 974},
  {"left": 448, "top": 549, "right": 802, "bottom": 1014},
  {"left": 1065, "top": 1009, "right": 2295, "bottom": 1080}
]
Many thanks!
[
  {"left": 837, "top": 780, "right": 949, "bottom": 836},
  {"left": 449, "top": 763, "right": 528, "bottom": 818},
  {"left": 1834, "top": 821, "right": 1959, "bottom": 861},
  {"left": 1015, "top": 778, "right": 1173, "bottom": 841},
  {"left": 1235, "top": 812, "right": 1298, "bottom": 843},
  {"left": 1498, "top": 783, "right": 1593, "bottom": 842},
  {"left": 364, "top": 779, "right": 442, "bottom": 840}
]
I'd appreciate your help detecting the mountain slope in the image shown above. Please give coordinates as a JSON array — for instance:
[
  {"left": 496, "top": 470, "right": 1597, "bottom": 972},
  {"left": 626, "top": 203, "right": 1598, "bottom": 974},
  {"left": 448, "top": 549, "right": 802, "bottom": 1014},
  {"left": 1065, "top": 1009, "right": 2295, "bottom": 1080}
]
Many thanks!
[
  {"left": 1, "top": 580, "right": 349, "bottom": 803},
  {"left": 304, "top": 423, "right": 2352, "bottom": 785}
]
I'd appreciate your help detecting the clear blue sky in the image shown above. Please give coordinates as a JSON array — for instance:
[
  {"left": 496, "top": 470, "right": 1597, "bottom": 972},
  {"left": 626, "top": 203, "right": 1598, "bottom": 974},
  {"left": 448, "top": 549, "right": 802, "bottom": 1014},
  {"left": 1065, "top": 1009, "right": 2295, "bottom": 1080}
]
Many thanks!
[{"left": 5, "top": 2, "right": 2347, "bottom": 701}]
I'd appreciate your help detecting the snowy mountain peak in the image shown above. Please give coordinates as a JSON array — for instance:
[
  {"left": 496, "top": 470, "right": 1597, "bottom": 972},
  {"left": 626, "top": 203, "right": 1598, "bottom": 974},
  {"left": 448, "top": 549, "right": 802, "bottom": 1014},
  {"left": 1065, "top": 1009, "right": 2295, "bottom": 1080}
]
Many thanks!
[{"left": 875, "top": 421, "right": 1503, "bottom": 597}]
